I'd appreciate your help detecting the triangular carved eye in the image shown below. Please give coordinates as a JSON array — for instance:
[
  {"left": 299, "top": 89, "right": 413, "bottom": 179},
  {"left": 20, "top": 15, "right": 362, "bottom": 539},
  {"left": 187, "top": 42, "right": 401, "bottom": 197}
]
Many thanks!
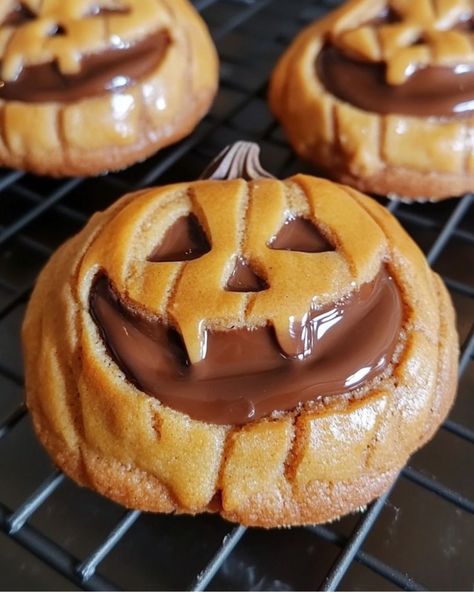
[
  {"left": 269, "top": 217, "right": 334, "bottom": 253},
  {"left": 4, "top": 4, "right": 36, "bottom": 26},
  {"left": 382, "top": 6, "right": 402, "bottom": 24},
  {"left": 225, "top": 257, "right": 268, "bottom": 293},
  {"left": 148, "top": 214, "right": 211, "bottom": 263}
]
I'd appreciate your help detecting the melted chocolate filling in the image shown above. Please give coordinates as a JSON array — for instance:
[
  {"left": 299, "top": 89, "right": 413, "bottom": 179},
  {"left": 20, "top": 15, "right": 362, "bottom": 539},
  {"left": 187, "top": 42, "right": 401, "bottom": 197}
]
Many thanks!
[
  {"left": 89, "top": 268, "right": 403, "bottom": 425},
  {"left": 317, "top": 44, "right": 474, "bottom": 117},
  {"left": 269, "top": 217, "right": 334, "bottom": 253},
  {"left": 148, "top": 215, "right": 211, "bottom": 263},
  {"left": 3, "top": 4, "right": 36, "bottom": 26},
  {"left": 0, "top": 29, "right": 170, "bottom": 103},
  {"left": 225, "top": 257, "right": 268, "bottom": 293}
]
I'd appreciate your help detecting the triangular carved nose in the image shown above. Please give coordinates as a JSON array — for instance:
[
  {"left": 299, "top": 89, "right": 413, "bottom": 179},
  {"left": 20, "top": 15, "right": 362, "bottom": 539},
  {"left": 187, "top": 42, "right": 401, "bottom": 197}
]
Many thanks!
[
  {"left": 148, "top": 214, "right": 211, "bottom": 262},
  {"left": 225, "top": 257, "right": 268, "bottom": 293},
  {"left": 269, "top": 216, "right": 334, "bottom": 253}
]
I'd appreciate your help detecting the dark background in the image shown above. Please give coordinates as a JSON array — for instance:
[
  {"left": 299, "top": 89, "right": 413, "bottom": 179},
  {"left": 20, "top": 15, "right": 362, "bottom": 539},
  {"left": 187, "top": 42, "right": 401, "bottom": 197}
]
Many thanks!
[{"left": 0, "top": 0, "right": 473, "bottom": 590}]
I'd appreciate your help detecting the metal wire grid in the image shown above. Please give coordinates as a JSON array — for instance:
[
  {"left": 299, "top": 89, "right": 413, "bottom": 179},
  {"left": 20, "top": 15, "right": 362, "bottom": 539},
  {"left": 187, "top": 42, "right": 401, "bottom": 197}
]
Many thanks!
[{"left": 0, "top": 0, "right": 472, "bottom": 590}]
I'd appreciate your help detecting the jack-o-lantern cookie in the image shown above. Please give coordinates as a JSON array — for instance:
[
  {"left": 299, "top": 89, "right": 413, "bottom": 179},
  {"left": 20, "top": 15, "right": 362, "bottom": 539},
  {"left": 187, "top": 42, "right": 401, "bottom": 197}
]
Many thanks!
[
  {"left": 0, "top": 0, "right": 218, "bottom": 177},
  {"left": 23, "top": 142, "right": 458, "bottom": 527},
  {"left": 270, "top": 0, "right": 474, "bottom": 201}
]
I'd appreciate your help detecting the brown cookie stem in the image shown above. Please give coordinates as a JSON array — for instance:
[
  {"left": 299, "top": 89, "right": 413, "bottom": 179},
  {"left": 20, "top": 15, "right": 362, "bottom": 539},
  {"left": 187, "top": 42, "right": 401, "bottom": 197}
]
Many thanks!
[{"left": 200, "top": 141, "right": 275, "bottom": 180}]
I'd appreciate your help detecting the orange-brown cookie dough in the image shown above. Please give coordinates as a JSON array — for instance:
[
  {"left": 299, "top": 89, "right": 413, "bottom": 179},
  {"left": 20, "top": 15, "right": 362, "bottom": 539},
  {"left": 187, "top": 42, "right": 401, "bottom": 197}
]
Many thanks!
[
  {"left": 269, "top": 0, "right": 474, "bottom": 201},
  {"left": 0, "top": 0, "right": 218, "bottom": 176},
  {"left": 23, "top": 142, "right": 459, "bottom": 527}
]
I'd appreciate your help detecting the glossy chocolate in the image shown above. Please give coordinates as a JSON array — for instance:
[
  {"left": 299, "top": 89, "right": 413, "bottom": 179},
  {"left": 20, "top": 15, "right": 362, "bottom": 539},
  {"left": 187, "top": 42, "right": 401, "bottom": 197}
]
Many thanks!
[
  {"left": 317, "top": 44, "right": 474, "bottom": 117},
  {"left": 225, "top": 257, "right": 268, "bottom": 293},
  {"left": 3, "top": 4, "right": 36, "bottom": 26},
  {"left": 90, "top": 268, "right": 403, "bottom": 424},
  {"left": 269, "top": 217, "right": 334, "bottom": 253},
  {"left": 0, "top": 29, "right": 170, "bottom": 103},
  {"left": 148, "top": 215, "right": 211, "bottom": 263}
]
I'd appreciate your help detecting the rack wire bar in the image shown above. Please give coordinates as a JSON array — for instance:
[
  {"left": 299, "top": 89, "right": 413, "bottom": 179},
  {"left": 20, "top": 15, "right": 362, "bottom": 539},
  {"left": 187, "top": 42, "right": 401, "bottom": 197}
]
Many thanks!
[
  {"left": 308, "top": 525, "right": 426, "bottom": 591},
  {"left": 443, "top": 419, "right": 474, "bottom": 445},
  {"left": 211, "top": 0, "right": 273, "bottom": 40},
  {"left": 0, "top": 0, "right": 472, "bottom": 590},
  {"left": 355, "top": 550, "right": 426, "bottom": 592},
  {"left": 318, "top": 486, "right": 394, "bottom": 591},
  {"left": 0, "top": 362, "right": 23, "bottom": 387},
  {"left": 189, "top": 525, "right": 247, "bottom": 592},
  {"left": 397, "top": 213, "right": 474, "bottom": 246},
  {"left": 0, "top": 178, "right": 83, "bottom": 247},
  {"left": 458, "top": 327, "right": 474, "bottom": 376},
  {"left": 0, "top": 170, "right": 24, "bottom": 192},
  {"left": 6, "top": 471, "right": 65, "bottom": 534},
  {"left": 77, "top": 510, "right": 141, "bottom": 583},
  {"left": 9, "top": 233, "right": 54, "bottom": 259},
  {"left": 10, "top": 184, "right": 90, "bottom": 226},
  {"left": 402, "top": 466, "right": 474, "bottom": 515},
  {"left": 426, "top": 194, "right": 473, "bottom": 264},
  {"left": 0, "top": 403, "right": 26, "bottom": 441},
  {"left": 442, "top": 276, "right": 474, "bottom": 299},
  {"left": 194, "top": 0, "right": 219, "bottom": 10},
  {"left": 0, "top": 503, "right": 118, "bottom": 591},
  {"left": 0, "top": 288, "right": 32, "bottom": 321},
  {"left": 386, "top": 199, "right": 400, "bottom": 212}
]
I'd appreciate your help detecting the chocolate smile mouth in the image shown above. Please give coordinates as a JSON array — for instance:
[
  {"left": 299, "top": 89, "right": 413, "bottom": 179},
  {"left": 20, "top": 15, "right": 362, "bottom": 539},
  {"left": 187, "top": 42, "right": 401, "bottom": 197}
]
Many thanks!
[
  {"left": 90, "top": 267, "right": 403, "bottom": 425},
  {"left": 317, "top": 44, "right": 474, "bottom": 118},
  {"left": 0, "top": 29, "right": 171, "bottom": 103}
]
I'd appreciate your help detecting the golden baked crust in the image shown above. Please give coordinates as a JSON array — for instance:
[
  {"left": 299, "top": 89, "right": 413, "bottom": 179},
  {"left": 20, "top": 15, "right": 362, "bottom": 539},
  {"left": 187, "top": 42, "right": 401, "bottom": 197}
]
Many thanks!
[
  {"left": 23, "top": 174, "right": 459, "bottom": 527},
  {"left": 0, "top": 0, "right": 218, "bottom": 177},
  {"left": 269, "top": 0, "right": 474, "bottom": 201}
]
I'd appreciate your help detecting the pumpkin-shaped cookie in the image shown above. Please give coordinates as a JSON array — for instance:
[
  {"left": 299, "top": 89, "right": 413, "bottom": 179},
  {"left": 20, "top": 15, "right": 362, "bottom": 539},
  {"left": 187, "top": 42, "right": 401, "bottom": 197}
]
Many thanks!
[
  {"left": 0, "top": 0, "right": 218, "bottom": 176},
  {"left": 23, "top": 142, "right": 458, "bottom": 527},
  {"left": 270, "top": 0, "right": 474, "bottom": 201}
]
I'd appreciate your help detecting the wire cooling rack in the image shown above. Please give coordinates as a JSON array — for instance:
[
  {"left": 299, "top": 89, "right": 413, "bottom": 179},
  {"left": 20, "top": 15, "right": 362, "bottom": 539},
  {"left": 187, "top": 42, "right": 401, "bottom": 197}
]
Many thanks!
[{"left": 0, "top": 0, "right": 473, "bottom": 590}]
